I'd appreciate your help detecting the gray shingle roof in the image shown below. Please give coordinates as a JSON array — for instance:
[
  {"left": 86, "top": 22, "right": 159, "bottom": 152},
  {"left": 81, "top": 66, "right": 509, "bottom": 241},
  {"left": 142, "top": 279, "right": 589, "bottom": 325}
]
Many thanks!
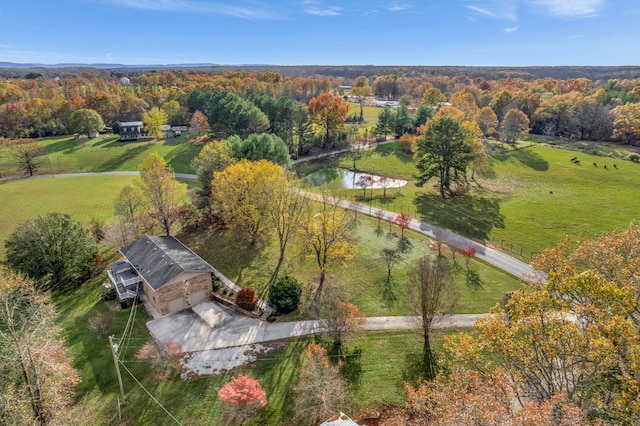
[{"left": 120, "top": 235, "right": 214, "bottom": 291}]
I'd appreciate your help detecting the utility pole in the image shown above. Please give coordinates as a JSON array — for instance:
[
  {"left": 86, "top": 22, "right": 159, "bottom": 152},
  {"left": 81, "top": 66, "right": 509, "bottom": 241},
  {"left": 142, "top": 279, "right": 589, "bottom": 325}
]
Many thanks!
[{"left": 109, "top": 335, "right": 125, "bottom": 399}]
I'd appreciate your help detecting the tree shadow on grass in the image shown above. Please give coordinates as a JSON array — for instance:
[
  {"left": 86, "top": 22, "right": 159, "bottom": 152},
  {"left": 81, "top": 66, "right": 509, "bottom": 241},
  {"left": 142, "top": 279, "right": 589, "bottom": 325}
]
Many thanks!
[
  {"left": 257, "top": 337, "right": 308, "bottom": 424},
  {"left": 178, "top": 226, "right": 265, "bottom": 289},
  {"left": 510, "top": 148, "right": 549, "bottom": 171},
  {"left": 43, "top": 137, "right": 76, "bottom": 155},
  {"left": 94, "top": 145, "right": 150, "bottom": 172},
  {"left": 414, "top": 194, "right": 505, "bottom": 241},
  {"left": 163, "top": 143, "right": 202, "bottom": 174},
  {"left": 373, "top": 142, "right": 414, "bottom": 163}
]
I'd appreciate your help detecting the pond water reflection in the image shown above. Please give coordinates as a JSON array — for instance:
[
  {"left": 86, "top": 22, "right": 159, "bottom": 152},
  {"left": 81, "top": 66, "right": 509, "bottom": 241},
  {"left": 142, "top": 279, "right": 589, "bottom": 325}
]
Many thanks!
[{"left": 304, "top": 168, "right": 407, "bottom": 189}]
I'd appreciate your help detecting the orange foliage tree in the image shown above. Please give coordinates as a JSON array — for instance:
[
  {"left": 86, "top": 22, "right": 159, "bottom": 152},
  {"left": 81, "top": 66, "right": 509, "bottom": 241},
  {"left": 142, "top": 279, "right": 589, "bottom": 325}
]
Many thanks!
[{"left": 307, "top": 93, "right": 350, "bottom": 149}]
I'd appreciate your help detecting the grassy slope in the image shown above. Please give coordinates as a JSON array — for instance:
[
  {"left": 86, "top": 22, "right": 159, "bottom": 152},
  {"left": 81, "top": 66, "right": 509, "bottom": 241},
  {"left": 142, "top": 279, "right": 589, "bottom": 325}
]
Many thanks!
[
  {"left": 183, "top": 211, "right": 520, "bottom": 316},
  {"left": 0, "top": 175, "right": 191, "bottom": 256},
  {"left": 0, "top": 134, "right": 203, "bottom": 177}
]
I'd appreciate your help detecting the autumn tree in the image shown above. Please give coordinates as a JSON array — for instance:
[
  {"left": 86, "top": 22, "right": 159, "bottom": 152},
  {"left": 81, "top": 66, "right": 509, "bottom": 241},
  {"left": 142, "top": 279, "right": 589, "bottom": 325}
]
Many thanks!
[
  {"left": 266, "top": 176, "right": 309, "bottom": 284},
  {"left": 138, "top": 153, "right": 180, "bottom": 236},
  {"left": 143, "top": 106, "right": 168, "bottom": 140},
  {"left": 190, "top": 140, "right": 235, "bottom": 207},
  {"left": 611, "top": 102, "right": 640, "bottom": 144},
  {"left": 405, "top": 368, "right": 585, "bottom": 426},
  {"left": 68, "top": 108, "right": 104, "bottom": 136},
  {"left": 351, "top": 76, "right": 372, "bottom": 121},
  {"left": 161, "top": 100, "right": 187, "bottom": 125},
  {"left": 501, "top": 108, "right": 530, "bottom": 143},
  {"left": 0, "top": 269, "right": 81, "bottom": 425},
  {"left": 408, "top": 256, "right": 457, "bottom": 380},
  {"left": 189, "top": 110, "right": 210, "bottom": 137},
  {"left": 416, "top": 117, "right": 473, "bottom": 198},
  {"left": 3, "top": 138, "right": 44, "bottom": 176},
  {"left": 477, "top": 106, "right": 499, "bottom": 137},
  {"left": 218, "top": 374, "right": 267, "bottom": 425},
  {"left": 5, "top": 213, "right": 97, "bottom": 291},
  {"left": 317, "top": 298, "right": 365, "bottom": 349},
  {"left": 451, "top": 91, "right": 479, "bottom": 122},
  {"left": 443, "top": 223, "right": 640, "bottom": 424},
  {"left": 421, "top": 87, "right": 447, "bottom": 107},
  {"left": 135, "top": 341, "right": 182, "bottom": 380},
  {"left": 294, "top": 343, "right": 349, "bottom": 425},
  {"left": 301, "top": 194, "right": 356, "bottom": 300},
  {"left": 114, "top": 184, "right": 142, "bottom": 239},
  {"left": 307, "top": 93, "right": 350, "bottom": 149},
  {"left": 212, "top": 159, "right": 285, "bottom": 246}
]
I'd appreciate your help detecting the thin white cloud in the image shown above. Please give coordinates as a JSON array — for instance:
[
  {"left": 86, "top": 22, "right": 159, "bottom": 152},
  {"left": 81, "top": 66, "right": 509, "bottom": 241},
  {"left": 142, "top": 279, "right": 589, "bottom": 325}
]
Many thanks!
[
  {"left": 388, "top": 5, "right": 407, "bottom": 12},
  {"left": 504, "top": 26, "right": 519, "bottom": 32},
  {"left": 465, "top": 2, "right": 518, "bottom": 21},
  {"left": 305, "top": 6, "right": 340, "bottom": 16},
  {"left": 466, "top": 5, "right": 496, "bottom": 17},
  {"left": 528, "top": 0, "right": 604, "bottom": 17},
  {"left": 101, "top": 0, "right": 279, "bottom": 19}
]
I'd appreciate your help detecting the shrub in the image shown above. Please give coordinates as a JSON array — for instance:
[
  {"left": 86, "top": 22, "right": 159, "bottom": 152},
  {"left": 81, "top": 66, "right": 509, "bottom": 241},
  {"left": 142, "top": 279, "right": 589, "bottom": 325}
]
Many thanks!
[
  {"left": 236, "top": 287, "right": 257, "bottom": 311},
  {"left": 100, "top": 285, "right": 117, "bottom": 301},
  {"left": 398, "top": 133, "right": 416, "bottom": 154},
  {"left": 268, "top": 275, "right": 302, "bottom": 314},
  {"left": 212, "top": 279, "right": 222, "bottom": 292}
]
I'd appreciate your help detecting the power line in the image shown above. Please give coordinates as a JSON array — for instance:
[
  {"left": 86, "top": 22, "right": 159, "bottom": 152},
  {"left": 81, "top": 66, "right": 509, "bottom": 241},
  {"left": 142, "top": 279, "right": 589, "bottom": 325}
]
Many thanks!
[{"left": 118, "top": 359, "right": 184, "bottom": 426}]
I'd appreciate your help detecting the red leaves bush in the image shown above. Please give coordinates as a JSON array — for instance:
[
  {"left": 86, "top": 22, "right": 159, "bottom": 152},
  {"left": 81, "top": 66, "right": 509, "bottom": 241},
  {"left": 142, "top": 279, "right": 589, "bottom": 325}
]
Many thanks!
[{"left": 235, "top": 286, "right": 256, "bottom": 311}]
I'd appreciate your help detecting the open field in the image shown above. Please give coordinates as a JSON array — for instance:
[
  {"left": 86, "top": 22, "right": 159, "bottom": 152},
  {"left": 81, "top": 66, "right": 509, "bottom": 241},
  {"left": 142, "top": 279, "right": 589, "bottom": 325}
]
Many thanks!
[
  {"left": 295, "top": 141, "right": 640, "bottom": 257},
  {"left": 0, "top": 134, "right": 203, "bottom": 177},
  {"left": 0, "top": 175, "right": 191, "bottom": 256}
]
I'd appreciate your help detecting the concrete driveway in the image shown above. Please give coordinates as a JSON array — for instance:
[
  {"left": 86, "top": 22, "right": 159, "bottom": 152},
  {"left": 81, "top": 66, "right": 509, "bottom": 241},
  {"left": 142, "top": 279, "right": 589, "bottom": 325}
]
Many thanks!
[{"left": 146, "top": 301, "right": 485, "bottom": 376}]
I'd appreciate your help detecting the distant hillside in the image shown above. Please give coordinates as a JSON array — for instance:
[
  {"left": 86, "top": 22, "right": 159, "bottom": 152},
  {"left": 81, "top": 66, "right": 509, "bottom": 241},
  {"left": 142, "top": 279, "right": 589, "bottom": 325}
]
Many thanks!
[{"left": 1, "top": 63, "right": 640, "bottom": 81}]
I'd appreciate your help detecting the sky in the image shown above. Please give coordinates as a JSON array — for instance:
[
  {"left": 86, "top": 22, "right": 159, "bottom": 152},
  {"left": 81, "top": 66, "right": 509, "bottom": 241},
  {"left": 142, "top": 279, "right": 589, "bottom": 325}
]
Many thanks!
[{"left": 0, "top": 0, "right": 639, "bottom": 66}]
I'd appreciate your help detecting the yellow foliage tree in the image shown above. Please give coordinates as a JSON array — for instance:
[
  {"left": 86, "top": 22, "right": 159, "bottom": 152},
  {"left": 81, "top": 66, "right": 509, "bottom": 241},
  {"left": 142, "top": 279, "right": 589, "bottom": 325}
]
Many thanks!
[
  {"left": 442, "top": 223, "right": 640, "bottom": 424},
  {"left": 143, "top": 106, "right": 168, "bottom": 140},
  {"left": 301, "top": 194, "right": 356, "bottom": 301},
  {"left": 212, "top": 159, "right": 286, "bottom": 246},
  {"left": 138, "top": 152, "right": 179, "bottom": 236}
]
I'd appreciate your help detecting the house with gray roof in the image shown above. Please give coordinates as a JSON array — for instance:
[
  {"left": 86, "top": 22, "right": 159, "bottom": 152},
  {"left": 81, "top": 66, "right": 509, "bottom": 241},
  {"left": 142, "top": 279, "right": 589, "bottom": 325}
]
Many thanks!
[{"left": 108, "top": 235, "right": 215, "bottom": 315}]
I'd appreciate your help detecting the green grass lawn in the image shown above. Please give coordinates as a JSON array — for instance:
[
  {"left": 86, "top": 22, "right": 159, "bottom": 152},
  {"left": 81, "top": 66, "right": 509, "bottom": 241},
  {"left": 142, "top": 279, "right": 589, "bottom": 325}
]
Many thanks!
[
  {"left": 0, "top": 133, "right": 203, "bottom": 177},
  {"left": 296, "top": 141, "right": 640, "bottom": 258},
  {"left": 0, "top": 175, "right": 191, "bottom": 257},
  {"left": 181, "top": 211, "right": 521, "bottom": 316}
]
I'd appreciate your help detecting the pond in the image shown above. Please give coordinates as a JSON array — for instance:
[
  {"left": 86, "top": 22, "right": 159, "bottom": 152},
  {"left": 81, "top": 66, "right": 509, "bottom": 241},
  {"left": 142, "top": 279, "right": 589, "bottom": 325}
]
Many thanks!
[{"left": 304, "top": 167, "right": 408, "bottom": 189}]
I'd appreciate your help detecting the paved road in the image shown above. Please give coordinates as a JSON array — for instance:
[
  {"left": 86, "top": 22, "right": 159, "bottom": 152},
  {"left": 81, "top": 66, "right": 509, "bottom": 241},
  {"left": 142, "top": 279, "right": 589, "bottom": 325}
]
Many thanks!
[{"left": 304, "top": 192, "right": 542, "bottom": 282}]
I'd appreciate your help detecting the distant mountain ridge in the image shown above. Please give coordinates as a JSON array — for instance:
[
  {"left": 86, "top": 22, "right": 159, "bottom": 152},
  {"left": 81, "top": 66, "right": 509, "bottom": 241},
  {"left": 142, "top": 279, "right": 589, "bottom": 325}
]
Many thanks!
[{"left": 1, "top": 62, "right": 640, "bottom": 81}]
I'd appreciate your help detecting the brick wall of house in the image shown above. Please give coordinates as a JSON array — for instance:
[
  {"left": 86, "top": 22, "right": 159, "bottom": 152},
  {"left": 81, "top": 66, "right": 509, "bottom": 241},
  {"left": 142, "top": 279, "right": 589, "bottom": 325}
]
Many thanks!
[{"left": 143, "top": 272, "right": 212, "bottom": 315}]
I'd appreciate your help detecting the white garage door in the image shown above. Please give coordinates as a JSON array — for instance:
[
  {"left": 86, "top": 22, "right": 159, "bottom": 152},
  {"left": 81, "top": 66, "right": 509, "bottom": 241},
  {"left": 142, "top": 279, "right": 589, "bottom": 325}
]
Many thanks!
[
  {"left": 190, "top": 289, "right": 207, "bottom": 306},
  {"left": 168, "top": 297, "right": 186, "bottom": 313}
]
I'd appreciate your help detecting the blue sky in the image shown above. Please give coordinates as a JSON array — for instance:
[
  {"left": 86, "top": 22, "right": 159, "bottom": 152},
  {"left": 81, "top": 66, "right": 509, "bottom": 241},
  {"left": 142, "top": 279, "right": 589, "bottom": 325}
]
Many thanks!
[{"left": 0, "top": 0, "right": 638, "bottom": 66}]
